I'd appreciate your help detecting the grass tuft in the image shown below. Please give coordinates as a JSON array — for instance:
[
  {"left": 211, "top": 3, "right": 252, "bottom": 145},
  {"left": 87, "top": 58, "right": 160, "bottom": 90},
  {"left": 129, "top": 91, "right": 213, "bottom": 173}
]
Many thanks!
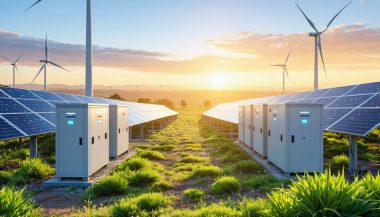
[{"left": 210, "top": 176, "right": 241, "bottom": 195}]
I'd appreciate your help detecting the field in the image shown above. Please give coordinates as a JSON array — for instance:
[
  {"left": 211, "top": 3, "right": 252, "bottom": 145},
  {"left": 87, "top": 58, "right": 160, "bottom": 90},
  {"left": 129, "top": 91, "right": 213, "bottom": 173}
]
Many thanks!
[{"left": 0, "top": 108, "right": 380, "bottom": 216}]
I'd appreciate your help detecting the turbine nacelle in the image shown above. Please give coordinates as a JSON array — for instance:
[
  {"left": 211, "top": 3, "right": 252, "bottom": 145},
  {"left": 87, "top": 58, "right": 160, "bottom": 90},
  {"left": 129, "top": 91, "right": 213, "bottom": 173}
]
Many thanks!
[{"left": 308, "top": 32, "right": 320, "bottom": 37}]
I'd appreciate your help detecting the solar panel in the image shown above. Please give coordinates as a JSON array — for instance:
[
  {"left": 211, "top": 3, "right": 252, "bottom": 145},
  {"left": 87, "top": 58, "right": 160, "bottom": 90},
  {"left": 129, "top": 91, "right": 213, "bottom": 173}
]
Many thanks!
[
  {"left": 0, "top": 116, "right": 25, "bottom": 140},
  {"left": 2, "top": 113, "right": 55, "bottom": 135},
  {"left": 0, "top": 87, "right": 178, "bottom": 141},
  {"left": 0, "top": 98, "right": 29, "bottom": 113},
  {"left": 1, "top": 88, "right": 40, "bottom": 99},
  {"left": 203, "top": 81, "right": 380, "bottom": 136},
  {"left": 328, "top": 108, "right": 380, "bottom": 136},
  {"left": 17, "top": 99, "right": 55, "bottom": 113}
]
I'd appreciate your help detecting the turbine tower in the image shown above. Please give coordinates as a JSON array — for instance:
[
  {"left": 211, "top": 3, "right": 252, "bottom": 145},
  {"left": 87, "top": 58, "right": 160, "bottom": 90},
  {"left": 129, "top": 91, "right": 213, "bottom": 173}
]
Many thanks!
[
  {"left": 270, "top": 49, "right": 292, "bottom": 93},
  {"left": 295, "top": 2, "right": 351, "bottom": 90},
  {"left": 26, "top": 0, "right": 93, "bottom": 97},
  {"left": 31, "top": 33, "right": 69, "bottom": 91},
  {"left": 2, "top": 54, "right": 23, "bottom": 88}
]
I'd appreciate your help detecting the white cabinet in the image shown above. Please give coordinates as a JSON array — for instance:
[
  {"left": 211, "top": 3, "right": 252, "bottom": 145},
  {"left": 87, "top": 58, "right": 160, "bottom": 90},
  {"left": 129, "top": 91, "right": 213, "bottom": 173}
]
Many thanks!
[
  {"left": 267, "top": 103, "right": 323, "bottom": 173},
  {"left": 56, "top": 103, "right": 109, "bottom": 180},
  {"left": 238, "top": 106, "right": 244, "bottom": 143},
  {"left": 243, "top": 105, "right": 253, "bottom": 149},
  {"left": 252, "top": 104, "right": 268, "bottom": 157},
  {"left": 109, "top": 104, "right": 129, "bottom": 158}
]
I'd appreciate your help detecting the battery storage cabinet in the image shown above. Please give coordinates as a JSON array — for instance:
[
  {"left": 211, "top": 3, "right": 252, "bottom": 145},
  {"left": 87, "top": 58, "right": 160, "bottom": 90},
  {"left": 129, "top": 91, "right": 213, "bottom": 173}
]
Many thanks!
[
  {"left": 243, "top": 105, "right": 253, "bottom": 149},
  {"left": 238, "top": 106, "right": 244, "bottom": 143},
  {"left": 267, "top": 103, "right": 323, "bottom": 173},
  {"left": 55, "top": 103, "right": 110, "bottom": 180},
  {"left": 109, "top": 104, "right": 129, "bottom": 158},
  {"left": 252, "top": 104, "right": 268, "bottom": 158}
]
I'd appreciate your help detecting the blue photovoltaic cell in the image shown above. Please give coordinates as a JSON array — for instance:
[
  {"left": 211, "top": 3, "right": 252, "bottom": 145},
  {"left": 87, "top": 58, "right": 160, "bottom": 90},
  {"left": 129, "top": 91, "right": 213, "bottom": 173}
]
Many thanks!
[
  {"left": 48, "top": 101, "right": 68, "bottom": 105},
  {"left": 1, "top": 88, "right": 40, "bottom": 100},
  {"left": 287, "top": 92, "right": 311, "bottom": 101},
  {"left": 323, "top": 109, "right": 351, "bottom": 128},
  {"left": 55, "top": 93, "right": 80, "bottom": 102},
  {"left": 304, "top": 89, "right": 330, "bottom": 99},
  {"left": 327, "top": 94, "right": 373, "bottom": 108},
  {"left": 0, "top": 90, "right": 8, "bottom": 98},
  {"left": 321, "top": 85, "right": 355, "bottom": 97},
  {"left": 17, "top": 99, "right": 55, "bottom": 112},
  {"left": 92, "top": 98, "right": 109, "bottom": 103},
  {"left": 0, "top": 117, "right": 24, "bottom": 140},
  {"left": 346, "top": 82, "right": 380, "bottom": 95},
  {"left": 3, "top": 113, "right": 54, "bottom": 135},
  {"left": 75, "top": 95, "right": 96, "bottom": 103},
  {"left": 313, "top": 97, "right": 338, "bottom": 107},
  {"left": 0, "top": 98, "right": 29, "bottom": 113},
  {"left": 31, "top": 90, "right": 65, "bottom": 101},
  {"left": 361, "top": 93, "right": 380, "bottom": 108},
  {"left": 38, "top": 113, "right": 56, "bottom": 125},
  {"left": 328, "top": 108, "right": 380, "bottom": 136},
  {"left": 275, "top": 95, "right": 292, "bottom": 103}
]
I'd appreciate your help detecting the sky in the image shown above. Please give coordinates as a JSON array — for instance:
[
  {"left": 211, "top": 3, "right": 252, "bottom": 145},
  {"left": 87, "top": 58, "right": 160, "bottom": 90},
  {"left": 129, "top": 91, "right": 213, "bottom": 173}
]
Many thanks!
[{"left": 0, "top": 0, "right": 379, "bottom": 91}]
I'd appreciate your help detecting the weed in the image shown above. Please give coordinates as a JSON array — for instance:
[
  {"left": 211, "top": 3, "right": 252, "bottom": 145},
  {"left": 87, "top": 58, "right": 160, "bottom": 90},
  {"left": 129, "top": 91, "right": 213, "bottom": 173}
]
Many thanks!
[
  {"left": 234, "top": 160, "right": 263, "bottom": 174},
  {"left": 17, "top": 158, "right": 55, "bottom": 183},
  {"left": 0, "top": 186, "right": 40, "bottom": 217},
  {"left": 178, "top": 155, "right": 208, "bottom": 163},
  {"left": 211, "top": 176, "right": 241, "bottom": 195},
  {"left": 328, "top": 154, "right": 349, "bottom": 171},
  {"left": 192, "top": 165, "right": 222, "bottom": 178},
  {"left": 183, "top": 188, "right": 205, "bottom": 202},
  {"left": 88, "top": 173, "right": 129, "bottom": 198},
  {"left": 128, "top": 169, "right": 160, "bottom": 187},
  {"left": 138, "top": 150, "right": 165, "bottom": 160},
  {"left": 116, "top": 157, "right": 151, "bottom": 172}
]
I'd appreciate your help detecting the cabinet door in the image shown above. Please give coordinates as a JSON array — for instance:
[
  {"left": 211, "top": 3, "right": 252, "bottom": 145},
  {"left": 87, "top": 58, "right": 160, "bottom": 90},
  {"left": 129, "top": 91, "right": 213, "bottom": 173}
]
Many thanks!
[
  {"left": 57, "top": 108, "right": 84, "bottom": 177},
  {"left": 244, "top": 106, "right": 251, "bottom": 146},
  {"left": 288, "top": 107, "right": 321, "bottom": 171},
  {"left": 267, "top": 106, "right": 285, "bottom": 169},
  {"left": 118, "top": 107, "right": 129, "bottom": 154},
  {"left": 253, "top": 106, "right": 264, "bottom": 155},
  {"left": 238, "top": 107, "right": 244, "bottom": 142}
]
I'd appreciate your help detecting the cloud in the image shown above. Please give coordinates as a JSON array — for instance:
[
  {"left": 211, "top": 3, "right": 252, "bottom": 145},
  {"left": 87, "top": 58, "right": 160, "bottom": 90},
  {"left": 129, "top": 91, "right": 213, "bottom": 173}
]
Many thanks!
[{"left": 207, "top": 24, "right": 380, "bottom": 72}]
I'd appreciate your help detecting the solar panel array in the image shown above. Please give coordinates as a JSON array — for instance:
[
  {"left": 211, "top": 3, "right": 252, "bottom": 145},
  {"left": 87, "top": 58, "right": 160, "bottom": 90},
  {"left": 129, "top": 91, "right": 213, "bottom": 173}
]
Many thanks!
[
  {"left": 203, "top": 81, "right": 380, "bottom": 136},
  {"left": 0, "top": 87, "right": 178, "bottom": 141}
]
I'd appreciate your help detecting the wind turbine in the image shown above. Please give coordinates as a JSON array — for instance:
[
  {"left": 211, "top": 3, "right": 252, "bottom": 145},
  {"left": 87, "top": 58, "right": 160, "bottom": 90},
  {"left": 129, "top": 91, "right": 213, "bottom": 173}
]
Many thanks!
[
  {"left": 26, "top": 0, "right": 94, "bottom": 97},
  {"left": 2, "top": 54, "right": 23, "bottom": 88},
  {"left": 31, "top": 33, "right": 69, "bottom": 91},
  {"left": 270, "top": 49, "right": 292, "bottom": 93},
  {"left": 295, "top": 2, "right": 351, "bottom": 90}
]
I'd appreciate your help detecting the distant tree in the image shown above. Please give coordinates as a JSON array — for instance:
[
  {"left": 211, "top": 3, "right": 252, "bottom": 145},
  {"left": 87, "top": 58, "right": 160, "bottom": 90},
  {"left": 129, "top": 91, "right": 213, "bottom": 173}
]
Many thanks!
[
  {"left": 203, "top": 100, "right": 212, "bottom": 108},
  {"left": 138, "top": 98, "right": 152, "bottom": 104},
  {"left": 109, "top": 93, "right": 125, "bottom": 101},
  {"left": 154, "top": 98, "right": 175, "bottom": 109},
  {"left": 0, "top": 84, "right": 9, "bottom": 88},
  {"left": 180, "top": 100, "right": 187, "bottom": 108}
]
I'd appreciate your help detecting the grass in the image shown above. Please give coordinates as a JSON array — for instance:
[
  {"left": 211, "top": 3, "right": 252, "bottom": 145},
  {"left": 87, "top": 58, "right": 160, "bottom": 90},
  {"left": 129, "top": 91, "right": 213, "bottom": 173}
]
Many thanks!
[
  {"left": 178, "top": 155, "right": 208, "bottom": 163},
  {"left": 89, "top": 173, "right": 129, "bottom": 198},
  {"left": 137, "top": 150, "right": 165, "bottom": 160},
  {"left": 115, "top": 157, "right": 152, "bottom": 171},
  {"left": 242, "top": 175, "right": 290, "bottom": 193},
  {"left": 234, "top": 160, "right": 263, "bottom": 174},
  {"left": 111, "top": 193, "right": 171, "bottom": 217},
  {"left": 0, "top": 186, "right": 40, "bottom": 217},
  {"left": 17, "top": 158, "right": 55, "bottom": 184},
  {"left": 192, "top": 165, "right": 222, "bottom": 178},
  {"left": 182, "top": 188, "right": 205, "bottom": 202},
  {"left": 127, "top": 169, "right": 161, "bottom": 187},
  {"left": 327, "top": 154, "right": 349, "bottom": 171},
  {"left": 211, "top": 176, "right": 241, "bottom": 195}
]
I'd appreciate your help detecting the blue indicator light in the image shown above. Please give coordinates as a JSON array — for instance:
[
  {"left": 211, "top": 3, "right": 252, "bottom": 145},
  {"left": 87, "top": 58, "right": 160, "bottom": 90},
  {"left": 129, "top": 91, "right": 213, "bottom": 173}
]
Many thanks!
[
  {"left": 67, "top": 120, "right": 75, "bottom": 126},
  {"left": 301, "top": 119, "right": 309, "bottom": 124}
]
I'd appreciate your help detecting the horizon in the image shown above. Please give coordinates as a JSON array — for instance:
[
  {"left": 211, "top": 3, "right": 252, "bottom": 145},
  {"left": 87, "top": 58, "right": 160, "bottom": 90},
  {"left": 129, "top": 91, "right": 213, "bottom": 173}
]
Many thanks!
[{"left": 1, "top": 0, "right": 379, "bottom": 92}]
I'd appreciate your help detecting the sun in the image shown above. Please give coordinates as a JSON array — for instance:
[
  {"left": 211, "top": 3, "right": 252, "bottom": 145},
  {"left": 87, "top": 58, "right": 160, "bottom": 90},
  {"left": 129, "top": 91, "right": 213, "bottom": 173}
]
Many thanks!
[{"left": 210, "top": 74, "right": 226, "bottom": 89}]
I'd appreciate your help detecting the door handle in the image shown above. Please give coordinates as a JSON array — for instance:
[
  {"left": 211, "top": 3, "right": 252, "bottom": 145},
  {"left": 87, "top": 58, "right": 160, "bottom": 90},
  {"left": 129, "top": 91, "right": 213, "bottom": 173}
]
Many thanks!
[
  {"left": 291, "top": 135, "right": 295, "bottom": 143},
  {"left": 260, "top": 128, "right": 263, "bottom": 134},
  {"left": 280, "top": 134, "right": 283, "bottom": 142},
  {"left": 268, "top": 130, "right": 271, "bottom": 136},
  {"left": 91, "top": 137, "right": 95, "bottom": 144},
  {"left": 105, "top": 133, "right": 108, "bottom": 140},
  {"left": 79, "top": 138, "right": 83, "bottom": 145},
  {"left": 119, "top": 128, "right": 121, "bottom": 134}
]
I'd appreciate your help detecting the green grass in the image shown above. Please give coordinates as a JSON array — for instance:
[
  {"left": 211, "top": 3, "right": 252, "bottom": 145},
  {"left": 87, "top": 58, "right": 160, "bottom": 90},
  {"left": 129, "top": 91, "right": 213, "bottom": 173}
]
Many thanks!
[
  {"left": 17, "top": 158, "right": 55, "bottom": 184},
  {"left": 137, "top": 150, "right": 165, "bottom": 160},
  {"left": 88, "top": 173, "right": 129, "bottom": 198},
  {"left": 327, "top": 154, "right": 349, "bottom": 171},
  {"left": 127, "top": 169, "right": 161, "bottom": 187},
  {"left": 182, "top": 188, "right": 205, "bottom": 202},
  {"left": 0, "top": 171, "right": 13, "bottom": 185},
  {"left": 192, "top": 165, "right": 222, "bottom": 178},
  {"left": 116, "top": 157, "right": 152, "bottom": 172},
  {"left": 111, "top": 193, "right": 171, "bottom": 217},
  {"left": 234, "top": 160, "right": 263, "bottom": 174},
  {"left": 242, "top": 175, "right": 290, "bottom": 193},
  {"left": 211, "top": 176, "right": 241, "bottom": 195},
  {"left": 151, "top": 144, "right": 176, "bottom": 151},
  {"left": 178, "top": 155, "right": 208, "bottom": 163},
  {"left": 0, "top": 186, "right": 40, "bottom": 217}
]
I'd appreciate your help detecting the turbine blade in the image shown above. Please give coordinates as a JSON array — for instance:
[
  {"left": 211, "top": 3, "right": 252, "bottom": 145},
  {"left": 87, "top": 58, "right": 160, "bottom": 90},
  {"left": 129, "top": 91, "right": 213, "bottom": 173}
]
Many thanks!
[
  {"left": 295, "top": 3, "right": 319, "bottom": 33},
  {"left": 25, "top": 0, "right": 43, "bottom": 12},
  {"left": 324, "top": 2, "right": 352, "bottom": 32},
  {"left": 45, "top": 33, "right": 48, "bottom": 60},
  {"left": 284, "top": 49, "right": 292, "bottom": 65},
  {"left": 2, "top": 56, "right": 11, "bottom": 62},
  {"left": 14, "top": 54, "right": 23, "bottom": 64},
  {"left": 48, "top": 61, "right": 69, "bottom": 72},
  {"left": 31, "top": 64, "right": 45, "bottom": 84},
  {"left": 284, "top": 66, "right": 289, "bottom": 78},
  {"left": 14, "top": 65, "right": 21, "bottom": 77},
  {"left": 317, "top": 36, "right": 327, "bottom": 77}
]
